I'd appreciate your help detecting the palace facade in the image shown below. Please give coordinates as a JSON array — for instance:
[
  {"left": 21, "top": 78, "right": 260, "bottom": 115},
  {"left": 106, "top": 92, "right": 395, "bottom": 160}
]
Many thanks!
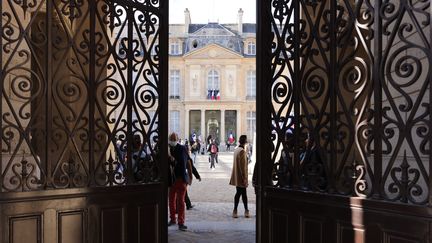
[{"left": 166, "top": 8, "right": 256, "bottom": 144}]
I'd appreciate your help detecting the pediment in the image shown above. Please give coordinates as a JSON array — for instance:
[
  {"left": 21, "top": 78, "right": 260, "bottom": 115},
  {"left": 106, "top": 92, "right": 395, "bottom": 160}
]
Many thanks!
[{"left": 184, "top": 44, "right": 243, "bottom": 59}]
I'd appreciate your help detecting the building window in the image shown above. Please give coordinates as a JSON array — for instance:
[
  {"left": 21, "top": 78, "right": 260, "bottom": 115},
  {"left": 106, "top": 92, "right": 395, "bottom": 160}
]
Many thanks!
[
  {"left": 247, "top": 42, "right": 256, "bottom": 55},
  {"left": 169, "top": 70, "right": 180, "bottom": 99},
  {"left": 170, "top": 111, "right": 180, "bottom": 135},
  {"left": 207, "top": 70, "right": 220, "bottom": 100},
  {"left": 246, "top": 111, "right": 256, "bottom": 139},
  {"left": 246, "top": 70, "right": 256, "bottom": 99},
  {"left": 189, "top": 110, "right": 202, "bottom": 137},
  {"left": 192, "top": 39, "right": 198, "bottom": 49},
  {"left": 225, "top": 110, "right": 237, "bottom": 144},
  {"left": 170, "top": 41, "right": 180, "bottom": 55}
]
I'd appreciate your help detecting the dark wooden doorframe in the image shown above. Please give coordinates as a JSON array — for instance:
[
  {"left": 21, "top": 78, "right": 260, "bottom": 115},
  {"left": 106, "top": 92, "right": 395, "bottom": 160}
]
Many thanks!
[
  {"left": 0, "top": 0, "right": 169, "bottom": 242},
  {"left": 256, "top": 0, "right": 432, "bottom": 242},
  {"left": 255, "top": 0, "right": 272, "bottom": 242},
  {"left": 3, "top": 0, "right": 432, "bottom": 242}
]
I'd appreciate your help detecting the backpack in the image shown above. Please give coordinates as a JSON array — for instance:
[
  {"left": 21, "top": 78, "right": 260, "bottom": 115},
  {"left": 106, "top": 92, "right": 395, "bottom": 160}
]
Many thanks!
[{"left": 210, "top": 144, "right": 218, "bottom": 154}]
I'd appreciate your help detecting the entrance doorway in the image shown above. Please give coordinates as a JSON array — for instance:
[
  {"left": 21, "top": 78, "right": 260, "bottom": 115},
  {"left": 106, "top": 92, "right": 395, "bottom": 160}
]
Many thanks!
[
  {"left": 167, "top": 0, "right": 257, "bottom": 241},
  {"left": 206, "top": 111, "right": 220, "bottom": 142},
  {"left": 1, "top": 0, "right": 432, "bottom": 243}
]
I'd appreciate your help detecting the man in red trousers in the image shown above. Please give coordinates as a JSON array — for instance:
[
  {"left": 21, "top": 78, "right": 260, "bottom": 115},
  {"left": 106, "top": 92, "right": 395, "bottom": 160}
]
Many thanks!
[{"left": 168, "top": 132, "right": 190, "bottom": 231}]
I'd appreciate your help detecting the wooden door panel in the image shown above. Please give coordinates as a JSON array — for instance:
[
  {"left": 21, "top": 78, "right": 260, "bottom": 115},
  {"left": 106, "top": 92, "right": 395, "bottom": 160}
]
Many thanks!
[
  {"left": 300, "top": 216, "right": 324, "bottom": 243},
  {"left": 101, "top": 207, "right": 125, "bottom": 243},
  {"left": 58, "top": 210, "right": 87, "bottom": 243},
  {"left": 262, "top": 189, "right": 432, "bottom": 243},
  {"left": 137, "top": 204, "right": 159, "bottom": 243},
  {"left": 8, "top": 215, "right": 42, "bottom": 243},
  {"left": 257, "top": 0, "right": 432, "bottom": 242},
  {"left": 0, "top": 0, "right": 168, "bottom": 242},
  {"left": 336, "top": 221, "right": 365, "bottom": 243},
  {"left": 0, "top": 186, "right": 163, "bottom": 243}
]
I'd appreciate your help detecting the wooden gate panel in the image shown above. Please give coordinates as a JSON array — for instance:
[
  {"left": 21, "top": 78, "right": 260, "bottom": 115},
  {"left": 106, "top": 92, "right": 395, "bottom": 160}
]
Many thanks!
[
  {"left": 58, "top": 210, "right": 87, "bottom": 243},
  {"left": 0, "top": 0, "right": 168, "bottom": 242},
  {"left": 262, "top": 189, "right": 432, "bottom": 243},
  {"left": 257, "top": 0, "right": 432, "bottom": 241},
  {"left": 0, "top": 185, "right": 163, "bottom": 243}
]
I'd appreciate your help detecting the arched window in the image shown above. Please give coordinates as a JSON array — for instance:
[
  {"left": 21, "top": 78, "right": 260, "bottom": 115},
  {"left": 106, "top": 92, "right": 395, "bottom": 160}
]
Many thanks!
[
  {"left": 207, "top": 70, "right": 220, "bottom": 100},
  {"left": 207, "top": 70, "right": 220, "bottom": 90},
  {"left": 247, "top": 42, "right": 256, "bottom": 55},
  {"left": 246, "top": 70, "right": 256, "bottom": 98}
]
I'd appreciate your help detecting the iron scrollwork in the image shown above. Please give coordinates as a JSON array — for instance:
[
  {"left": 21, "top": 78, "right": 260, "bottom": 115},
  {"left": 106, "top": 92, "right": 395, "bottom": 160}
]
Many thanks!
[
  {"left": 269, "top": 0, "right": 431, "bottom": 205},
  {"left": 1, "top": 0, "right": 163, "bottom": 192}
]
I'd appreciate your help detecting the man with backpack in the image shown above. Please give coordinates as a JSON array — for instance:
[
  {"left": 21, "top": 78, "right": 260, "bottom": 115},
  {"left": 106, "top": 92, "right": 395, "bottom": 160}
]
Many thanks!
[{"left": 208, "top": 139, "right": 219, "bottom": 170}]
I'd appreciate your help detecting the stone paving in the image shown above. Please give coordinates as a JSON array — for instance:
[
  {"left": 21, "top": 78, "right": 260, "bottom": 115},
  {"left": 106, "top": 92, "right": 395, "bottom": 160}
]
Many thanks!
[{"left": 168, "top": 152, "right": 256, "bottom": 243}]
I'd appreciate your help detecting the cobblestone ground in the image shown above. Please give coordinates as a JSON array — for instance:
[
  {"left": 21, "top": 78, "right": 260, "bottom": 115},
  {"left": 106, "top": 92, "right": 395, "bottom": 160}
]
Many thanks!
[{"left": 168, "top": 152, "right": 256, "bottom": 243}]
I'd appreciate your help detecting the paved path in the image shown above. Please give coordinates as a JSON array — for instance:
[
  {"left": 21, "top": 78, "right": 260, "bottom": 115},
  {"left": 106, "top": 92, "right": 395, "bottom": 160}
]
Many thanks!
[{"left": 168, "top": 152, "right": 256, "bottom": 243}]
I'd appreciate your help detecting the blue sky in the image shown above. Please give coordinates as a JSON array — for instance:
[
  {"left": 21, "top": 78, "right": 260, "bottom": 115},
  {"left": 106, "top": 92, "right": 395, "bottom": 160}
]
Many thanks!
[{"left": 169, "top": 0, "right": 256, "bottom": 24}]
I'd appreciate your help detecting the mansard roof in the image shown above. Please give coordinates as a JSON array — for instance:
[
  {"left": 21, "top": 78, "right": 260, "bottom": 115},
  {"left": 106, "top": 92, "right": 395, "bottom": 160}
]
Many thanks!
[
  {"left": 242, "top": 23, "right": 256, "bottom": 33},
  {"left": 188, "top": 23, "right": 256, "bottom": 34},
  {"left": 189, "top": 23, "right": 236, "bottom": 36},
  {"left": 183, "top": 43, "right": 243, "bottom": 59},
  {"left": 188, "top": 24, "right": 206, "bottom": 33},
  {"left": 183, "top": 23, "right": 243, "bottom": 54}
]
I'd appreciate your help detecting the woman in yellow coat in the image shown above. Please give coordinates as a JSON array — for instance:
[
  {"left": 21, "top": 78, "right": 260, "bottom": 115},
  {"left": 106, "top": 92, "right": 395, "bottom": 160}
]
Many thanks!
[{"left": 229, "top": 135, "right": 250, "bottom": 218}]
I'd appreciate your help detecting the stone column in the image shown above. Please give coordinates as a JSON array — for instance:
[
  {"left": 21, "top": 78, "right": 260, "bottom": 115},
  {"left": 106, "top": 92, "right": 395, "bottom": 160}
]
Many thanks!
[
  {"left": 236, "top": 110, "right": 241, "bottom": 137},
  {"left": 201, "top": 109, "right": 206, "bottom": 140},
  {"left": 221, "top": 110, "right": 225, "bottom": 144},
  {"left": 185, "top": 108, "right": 189, "bottom": 140}
]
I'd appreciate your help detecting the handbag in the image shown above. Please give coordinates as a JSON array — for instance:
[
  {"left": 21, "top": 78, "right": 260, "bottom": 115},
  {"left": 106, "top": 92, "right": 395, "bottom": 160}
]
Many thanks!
[{"left": 168, "top": 164, "right": 176, "bottom": 187}]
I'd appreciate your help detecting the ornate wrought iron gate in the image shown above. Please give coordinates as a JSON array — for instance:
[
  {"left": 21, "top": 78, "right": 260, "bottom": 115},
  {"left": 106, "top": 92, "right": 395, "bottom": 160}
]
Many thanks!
[
  {"left": 257, "top": 0, "right": 432, "bottom": 242},
  {"left": 0, "top": 0, "right": 168, "bottom": 242}
]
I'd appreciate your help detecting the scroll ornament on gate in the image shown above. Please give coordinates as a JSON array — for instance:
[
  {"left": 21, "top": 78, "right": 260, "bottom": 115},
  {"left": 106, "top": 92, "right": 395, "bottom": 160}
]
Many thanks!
[
  {"left": 60, "top": 0, "right": 85, "bottom": 25},
  {"left": 12, "top": 0, "right": 37, "bottom": 15},
  {"left": 388, "top": 151, "right": 422, "bottom": 204},
  {"left": 59, "top": 152, "right": 87, "bottom": 188},
  {"left": 353, "top": 161, "right": 367, "bottom": 197},
  {"left": 105, "top": 152, "right": 124, "bottom": 185},
  {"left": 10, "top": 151, "right": 41, "bottom": 191}
]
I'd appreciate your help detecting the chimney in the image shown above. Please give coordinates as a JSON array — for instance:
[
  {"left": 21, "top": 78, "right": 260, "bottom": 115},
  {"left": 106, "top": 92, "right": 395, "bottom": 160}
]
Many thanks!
[
  {"left": 237, "top": 8, "right": 244, "bottom": 35},
  {"left": 184, "top": 8, "right": 191, "bottom": 33}
]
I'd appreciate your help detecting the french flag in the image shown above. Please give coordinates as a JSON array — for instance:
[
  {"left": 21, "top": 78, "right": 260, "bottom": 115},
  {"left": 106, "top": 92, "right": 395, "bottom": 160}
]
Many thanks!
[{"left": 216, "top": 90, "right": 220, "bottom": 100}]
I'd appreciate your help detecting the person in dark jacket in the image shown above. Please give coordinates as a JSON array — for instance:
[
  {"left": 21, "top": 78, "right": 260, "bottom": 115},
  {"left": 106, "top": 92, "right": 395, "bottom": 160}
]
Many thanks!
[
  {"left": 182, "top": 141, "right": 202, "bottom": 210},
  {"left": 208, "top": 139, "right": 219, "bottom": 169},
  {"left": 277, "top": 131, "right": 294, "bottom": 187},
  {"left": 300, "top": 133, "right": 327, "bottom": 191},
  {"left": 168, "top": 132, "right": 189, "bottom": 231},
  {"left": 185, "top": 162, "right": 201, "bottom": 210}
]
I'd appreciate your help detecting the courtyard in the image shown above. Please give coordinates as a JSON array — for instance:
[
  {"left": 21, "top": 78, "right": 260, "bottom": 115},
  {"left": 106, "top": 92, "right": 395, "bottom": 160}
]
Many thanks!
[{"left": 168, "top": 152, "right": 256, "bottom": 242}]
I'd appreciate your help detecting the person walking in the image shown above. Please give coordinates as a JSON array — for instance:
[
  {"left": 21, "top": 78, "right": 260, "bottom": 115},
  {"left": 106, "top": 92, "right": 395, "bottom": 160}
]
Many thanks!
[
  {"left": 185, "top": 162, "right": 201, "bottom": 210},
  {"left": 208, "top": 139, "right": 219, "bottom": 170},
  {"left": 183, "top": 140, "right": 201, "bottom": 210},
  {"left": 190, "top": 141, "right": 199, "bottom": 164},
  {"left": 168, "top": 132, "right": 190, "bottom": 231},
  {"left": 229, "top": 135, "right": 250, "bottom": 218},
  {"left": 227, "top": 131, "right": 235, "bottom": 151}
]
